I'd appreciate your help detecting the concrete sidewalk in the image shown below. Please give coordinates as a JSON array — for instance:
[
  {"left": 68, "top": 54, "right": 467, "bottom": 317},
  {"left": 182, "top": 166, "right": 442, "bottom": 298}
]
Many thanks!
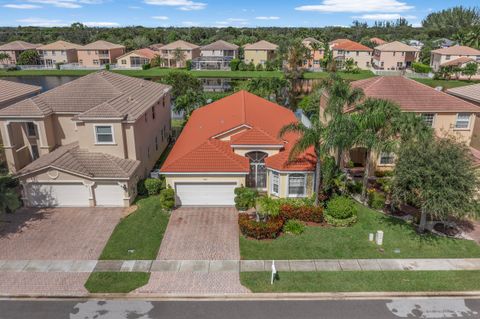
[{"left": 2, "top": 258, "right": 480, "bottom": 273}]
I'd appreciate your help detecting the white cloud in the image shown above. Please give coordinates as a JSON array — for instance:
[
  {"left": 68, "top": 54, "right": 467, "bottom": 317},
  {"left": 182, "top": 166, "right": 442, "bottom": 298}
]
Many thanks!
[
  {"left": 144, "top": 0, "right": 206, "bottom": 11},
  {"left": 182, "top": 21, "right": 200, "bottom": 26},
  {"left": 256, "top": 16, "right": 280, "bottom": 20},
  {"left": 83, "top": 21, "right": 120, "bottom": 27},
  {"left": 215, "top": 18, "right": 249, "bottom": 26},
  {"left": 295, "top": 0, "right": 413, "bottom": 13},
  {"left": 4, "top": 3, "right": 41, "bottom": 9},
  {"left": 16, "top": 18, "right": 68, "bottom": 26},
  {"left": 354, "top": 13, "right": 416, "bottom": 20},
  {"left": 152, "top": 16, "right": 169, "bottom": 20},
  {"left": 26, "top": 0, "right": 102, "bottom": 9}
]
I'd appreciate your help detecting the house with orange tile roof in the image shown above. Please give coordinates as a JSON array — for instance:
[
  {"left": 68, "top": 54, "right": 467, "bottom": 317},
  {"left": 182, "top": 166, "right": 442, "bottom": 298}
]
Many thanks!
[
  {"left": 36, "top": 40, "right": 83, "bottom": 66},
  {"left": 372, "top": 41, "right": 420, "bottom": 70},
  {"left": 159, "top": 40, "right": 200, "bottom": 68},
  {"left": 302, "top": 37, "right": 324, "bottom": 70},
  {"left": 369, "top": 37, "right": 386, "bottom": 46},
  {"left": 0, "top": 41, "right": 42, "bottom": 65},
  {"left": 243, "top": 40, "right": 278, "bottom": 66},
  {"left": 0, "top": 71, "right": 171, "bottom": 207},
  {"left": 161, "top": 90, "right": 316, "bottom": 206},
  {"left": 117, "top": 48, "right": 158, "bottom": 69},
  {"left": 430, "top": 45, "right": 480, "bottom": 72},
  {"left": 320, "top": 76, "right": 480, "bottom": 172},
  {"left": 329, "top": 39, "right": 373, "bottom": 70},
  {"left": 77, "top": 40, "right": 126, "bottom": 68}
]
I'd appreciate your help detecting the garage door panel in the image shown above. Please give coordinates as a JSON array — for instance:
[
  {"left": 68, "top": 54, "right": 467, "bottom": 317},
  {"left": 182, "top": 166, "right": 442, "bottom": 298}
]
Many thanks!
[
  {"left": 95, "top": 184, "right": 124, "bottom": 207},
  {"left": 175, "top": 182, "right": 236, "bottom": 206},
  {"left": 27, "top": 183, "right": 90, "bottom": 207}
]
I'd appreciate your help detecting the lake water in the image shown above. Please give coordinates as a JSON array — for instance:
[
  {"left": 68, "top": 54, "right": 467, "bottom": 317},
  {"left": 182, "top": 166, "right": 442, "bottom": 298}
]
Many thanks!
[{"left": 1, "top": 76, "right": 80, "bottom": 92}]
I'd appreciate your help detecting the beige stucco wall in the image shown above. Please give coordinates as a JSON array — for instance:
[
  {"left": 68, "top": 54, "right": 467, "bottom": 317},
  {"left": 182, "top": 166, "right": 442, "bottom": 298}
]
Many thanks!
[
  {"left": 160, "top": 48, "right": 200, "bottom": 68},
  {"left": 373, "top": 50, "right": 418, "bottom": 70},
  {"left": 244, "top": 50, "right": 276, "bottom": 66},
  {"left": 39, "top": 49, "right": 78, "bottom": 65},
  {"left": 431, "top": 112, "right": 476, "bottom": 144},
  {"left": 0, "top": 50, "right": 20, "bottom": 64},
  {"left": 118, "top": 52, "right": 151, "bottom": 68},
  {"left": 200, "top": 49, "right": 238, "bottom": 58},
  {"left": 333, "top": 50, "right": 372, "bottom": 69},
  {"left": 77, "top": 47, "right": 125, "bottom": 67},
  {"left": 76, "top": 121, "right": 127, "bottom": 158},
  {"left": 430, "top": 53, "right": 480, "bottom": 71},
  {"left": 266, "top": 170, "right": 314, "bottom": 198}
]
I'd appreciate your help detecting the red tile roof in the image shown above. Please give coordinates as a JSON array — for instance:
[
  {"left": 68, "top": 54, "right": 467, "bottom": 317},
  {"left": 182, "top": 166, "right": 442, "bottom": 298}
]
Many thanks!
[
  {"left": 370, "top": 37, "right": 386, "bottom": 45},
  {"left": 440, "top": 56, "right": 475, "bottom": 67},
  {"left": 350, "top": 76, "right": 479, "bottom": 113},
  {"left": 331, "top": 39, "right": 372, "bottom": 52},
  {"left": 161, "top": 91, "right": 316, "bottom": 173}
]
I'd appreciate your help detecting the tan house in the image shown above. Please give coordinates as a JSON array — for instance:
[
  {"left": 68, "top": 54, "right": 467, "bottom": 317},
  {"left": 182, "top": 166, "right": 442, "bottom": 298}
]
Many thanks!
[
  {"left": 36, "top": 40, "right": 83, "bottom": 66},
  {"left": 117, "top": 48, "right": 158, "bottom": 69},
  {"left": 243, "top": 40, "right": 278, "bottom": 66},
  {"left": 161, "top": 91, "right": 316, "bottom": 206},
  {"left": 159, "top": 40, "right": 200, "bottom": 68},
  {"left": 302, "top": 37, "right": 324, "bottom": 70},
  {"left": 430, "top": 45, "right": 480, "bottom": 72},
  {"left": 320, "top": 76, "right": 480, "bottom": 172},
  {"left": 0, "top": 41, "right": 41, "bottom": 65},
  {"left": 329, "top": 39, "right": 373, "bottom": 70},
  {"left": 372, "top": 41, "right": 420, "bottom": 70},
  {"left": 77, "top": 40, "right": 125, "bottom": 68},
  {"left": 192, "top": 40, "right": 239, "bottom": 70},
  {"left": 370, "top": 37, "right": 386, "bottom": 46},
  {"left": 0, "top": 80, "right": 41, "bottom": 109},
  {"left": 0, "top": 71, "right": 171, "bottom": 207},
  {"left": 148, "top": 43, "right": 164, "bottom": 51},
  {"left": 447, "top": 83, "right": 480, "bottom": 107}
]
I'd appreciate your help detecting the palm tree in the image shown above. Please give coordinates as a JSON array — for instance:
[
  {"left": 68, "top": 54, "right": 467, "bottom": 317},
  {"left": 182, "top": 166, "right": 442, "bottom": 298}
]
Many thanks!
[
  {"left": 351, "top": 98, "right": 402, "bottom": 201},
  {"left": 0, "top": 52, "right": 10, "bottom": 64},
  {"left": 173, "top": 48, "right": 186, "bottom": 68},
  {"left": 279, "top": 120, "right": 326, "bottom": 206},
  {"left": 150, "top": 54, "right": 165, "bottom": 67}
]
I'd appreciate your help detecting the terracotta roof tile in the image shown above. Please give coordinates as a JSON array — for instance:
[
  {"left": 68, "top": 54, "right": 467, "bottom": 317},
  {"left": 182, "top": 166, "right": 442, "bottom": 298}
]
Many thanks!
[
  {"left": 79, "top": 40, "right": 125, "bottom": 50},
  {"left": 370, "top": 37, "right": 386, "bottom": 45},
  {"left": 37, "top": 40, "right": 83, "bottom": 50},
  {"left": 201, "top": 40, "right": 239, "bottom": 51},
  {"left": 244, "top": 40, "right": 278, "bottom": 51},
  {"left": 160, "top": 40, "right": 199, "bottom": 50},
  {"left": 0, "top": 40, "right": 41, "bottom": 51},
  {"left": 331, "top": 39, "right": 372, "bottom": 52},
  {"left": 431, "top": 45, "right": 480, "bottom": 56},
  {"left": 374, "top": 41, "right": 420, "bottom": 52},
  {"left": 0, "top": 80, "right": 41, "bottom": 108},
  {"left": 230, "top": 127, "right": 282, "bottom": 145}
]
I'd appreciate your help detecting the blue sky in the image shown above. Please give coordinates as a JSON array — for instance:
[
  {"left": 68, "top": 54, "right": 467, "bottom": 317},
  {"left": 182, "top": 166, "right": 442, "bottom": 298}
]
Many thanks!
[{"left": 0, "top": 0, "right": 477, "bottom": 28}]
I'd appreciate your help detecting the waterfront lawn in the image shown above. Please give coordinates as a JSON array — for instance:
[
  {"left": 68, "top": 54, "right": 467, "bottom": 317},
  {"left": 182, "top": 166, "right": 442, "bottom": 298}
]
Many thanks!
[
  {"left": 240, "top": 203, "right": 480, "bottom": 260},
  {"left": 414, "top": 78, "right": 480, "bottom": 90},
  {"left": 85, "top": 272, "right": 150, "bottom": 293},
  {"left": 241, "top": 271, "right": 480, "bottom": 293},
  {"left": 303, "top": 70, "right": 375, "bottom": 81}
]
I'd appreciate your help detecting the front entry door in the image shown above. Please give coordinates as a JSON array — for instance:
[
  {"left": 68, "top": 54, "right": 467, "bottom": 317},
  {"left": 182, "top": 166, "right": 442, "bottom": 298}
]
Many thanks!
[{"left": 246, "top": 151, "right": 268, "bottom": 189}]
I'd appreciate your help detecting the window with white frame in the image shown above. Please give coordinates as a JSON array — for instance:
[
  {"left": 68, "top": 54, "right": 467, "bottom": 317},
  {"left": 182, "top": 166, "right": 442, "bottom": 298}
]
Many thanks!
[
  {"left": 379, "top": 152, "right": 395, "bottom": 165},
  {"left": 271, "top": 171, "right": 279, "bottom": 195},
  {"left": 288, "top": 174, "right": 306, "bottom": 197},
  {"left": 95, "top": 125, "right": 114, "bottom": 143},
  {"left": 455, "top": 113, "right": 471, "bottom": 129},
  {"left": 421, "top": 113, "right": 435, "bottom": 127}
]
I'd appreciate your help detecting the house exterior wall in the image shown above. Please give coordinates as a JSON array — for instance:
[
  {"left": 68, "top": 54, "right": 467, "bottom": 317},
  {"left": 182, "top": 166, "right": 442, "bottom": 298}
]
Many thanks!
[
  {"left": 38, "top": 49, "right": 78, "bottom": 65},
  {"left": 117, "top": 52, "right": 151, "bottom": 68},
  {"left": 266, "top": 170, "right": 314, "bottom": 198},
  {"left": 160, "top": 48, "right": 200, "bottom": 68},
  {"left": 0, "top": 50, "right": 20, "bottom": 64},
  {"left": 430, "top": 52, "right": 480, "bottom": 71},
  {"left": 333, "top": 50, "right": 372, "bottom": 69},
  {"left": 303, "top": 49, "right": 324, "bottom": 70},
  {"left": 77, "top": 47, "right": 125, "bottom": 67},
  {"left": 373, "top": 50, "right": 419, "bottom": 70},
  {"left": 244, "top": 50, "right": 276, "bottom": 66},
  {"left": 200, "top": 49, "right": 238, "bottom": 58}
]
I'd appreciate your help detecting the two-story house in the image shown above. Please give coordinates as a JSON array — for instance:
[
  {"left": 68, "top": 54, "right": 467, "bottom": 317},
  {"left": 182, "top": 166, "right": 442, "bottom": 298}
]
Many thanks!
[
  {"left": 329, "top": 39, "right": 373, "bottom": 70},
  {"left": 372, "top": 41, "right": 420, "bottom": 70},
  {"left": 430, "top": 45, "right": 480, "bottom": 72},
  {"left": 302, "top": 37, "right": 324, "bottom": 71},
  {"left": 77, "top": 40, "right": 126, "bottom": 68},
  {"left": 0, "top": 71, "right": 171, "bottom": 208},
  {"left": 243, "top": 40, "right": 278, "bottom": 66},
  {"left": 159, "top": 40, "right": 200, "bottom": 68},
  {"left": 192, "top": 40, "right": 239, "bottom": 70},
  {"left": 37, "top": 40, "right": 82, "bottom": 66},
  {"left": 0, "top": 41, "right": 41, "bottom": 65}
]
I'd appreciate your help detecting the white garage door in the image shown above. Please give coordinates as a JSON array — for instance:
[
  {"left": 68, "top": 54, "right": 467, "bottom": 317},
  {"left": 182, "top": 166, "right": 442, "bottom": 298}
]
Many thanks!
[
  {"left": 95, "top": 183, "right": 125, "bottom": 207},
  {"left": 26, "top": 183, "right": 90, "bottom": 207},
  {"left": 175, "top": 182, "right": 236, "bottom": 206}
]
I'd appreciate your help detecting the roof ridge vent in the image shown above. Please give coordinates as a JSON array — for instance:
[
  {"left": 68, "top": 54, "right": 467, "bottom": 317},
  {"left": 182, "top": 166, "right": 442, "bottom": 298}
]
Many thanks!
[{"left": 127, "top": 96, "right": 134, "bottom": 102}]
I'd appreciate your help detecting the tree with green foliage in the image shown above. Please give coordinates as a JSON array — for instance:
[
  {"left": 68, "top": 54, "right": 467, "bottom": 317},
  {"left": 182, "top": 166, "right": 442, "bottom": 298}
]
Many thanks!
[
  {"left": 150, "top": 54, "right": 165, "bottom": 67},
  {"left": 298, "top": 90, "right": 321, "bottom": 119},
  {"left": 16, "top": 49, "right": 40, "bottom": 65},
  {"left": 173, "top": 89, "right": 206, "bottom": 118},
  {"left": 412, "top": 62, "right": 432, "bottom": 74},
  {"left": 163, "top": 70, "right": 203, "bottom": 98},
  {"left": 422, "top": 6, "right": 480, "bottom": 38},
  {"left": 343, "top": 58, "right": 358, "bottom": 73},
  {"left": 279, "top": 120, "right": 326, "bottom": 206},
  {"left": 462, "top": 62, "right": 479, "bottom": 80},
  {"left": 242, "top": 77, "right": 290, "bottom": 106},
  {"left": 172, "top": 48, "right": 186, "bottom": 68},
  {"left": 229, "top": 58, "right": 240, "bottom": 71},
  {"left": 392, "top": 137, "right": 480, "bottom": 232},
  {"left": 0, "top": 52, "right": 10, "bottom": 63},
  {"left": 0, "top": 175, "right": 21, "bottom": 216}
]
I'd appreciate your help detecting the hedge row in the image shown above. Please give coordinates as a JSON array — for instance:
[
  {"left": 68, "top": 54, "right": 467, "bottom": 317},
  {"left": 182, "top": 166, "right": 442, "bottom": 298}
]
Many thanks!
[
  {"left": 279, "top": 204, "right": 323, "bottom": 223},
  {"left": 238, "top": 214, "right": 284, "bottom": 240}
]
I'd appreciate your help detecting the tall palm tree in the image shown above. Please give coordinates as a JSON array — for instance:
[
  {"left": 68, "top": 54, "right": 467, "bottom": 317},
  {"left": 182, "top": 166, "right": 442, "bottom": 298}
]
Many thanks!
[
  {"left": 0, "top": 52, "right": 10, "bottom": 64},
  {"left": 279, "top": 120, "right": 326, "bottom": 206},
  {"left": 173, "top": 48, "right": 186, "bottom": 68},
  {"left": 352, "top": 98, "right": 402, "bottom": 201}
]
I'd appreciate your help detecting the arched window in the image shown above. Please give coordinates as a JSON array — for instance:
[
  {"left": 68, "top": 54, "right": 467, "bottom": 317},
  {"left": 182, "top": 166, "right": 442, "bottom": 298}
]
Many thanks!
[{"left": 245, "top": 151, "right": 268, "bottom": 189}]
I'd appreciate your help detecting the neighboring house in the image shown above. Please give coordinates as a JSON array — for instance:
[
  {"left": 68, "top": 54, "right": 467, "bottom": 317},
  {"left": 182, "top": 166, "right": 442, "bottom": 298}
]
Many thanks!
[
  {"left": 117, "top": 48, "right": 157, "bottom": 68},
  {"left": 77, "top": 40, "right": 126, "bottom": 68},
  {"left": 370, "top": 37, "right": 386, "bottom": 46},
  {"left": 192, "top": 40, "right": 239, "bottom": 71},
  {"left": 406, "top": 40, "right": 424, "bottom": 50},
  {"left": 372, "top": 41, "right": 420, "bottom": 70},
  {"left": 0, "top": 80, "right": 41, "bottom": 109},
  {"left": 447, "top": 83, "right": 480, "bottom": 107},
  {"left": 430, "top": 45, "right": 480, "bottom": 72},
  {"left": 0, "top": 41, "right": 41, "bottom": 65},
  {"left": 320, "top": 76, "right": 480, "bottom": 172},
  {"left": 433, "top": 38, "right": 456, "bottom": 49},
  {"left": 329, "top": 39, "right": 373, "bottom": 70},
  {"left": 159, "top": 40, "right": 200, "bottom": 68},
  {"left": 148, "top": 43, "right": 164, "bottom": 51},
  {"left": 0, "top": 71, "right": 172, "bottom": 207},
  {"left": 302, "top": 37, "right": 324, "bottom": 70},
  {"left": 243, "top": 40, "right": 278, "bottom": 66},
  {"left": 36, "top": 40, "right": 82, "bottom": 66},
  {"left": 160, "top": 90, "right": 316, "bottom": 206}
]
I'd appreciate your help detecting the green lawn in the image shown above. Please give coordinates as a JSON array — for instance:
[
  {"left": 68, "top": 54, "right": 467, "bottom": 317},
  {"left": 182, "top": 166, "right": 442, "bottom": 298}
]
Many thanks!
[
  {"left": 85, "top": 272, "right": 150, "bottom": 293},
  {"left": 414, "top": 78, "right": 480, "bottom": 90},
  {"left": 99, "top": 195, "right": 170, "bottom": 260},
  {"left": 303, "top": 70, "right": 375, "bottom": 81},
  {"left": 241, "top": 271, "right": 480, "bottom": 293},
  {"left": 240, "top": 204, "right": 480, "bottom": 260}
]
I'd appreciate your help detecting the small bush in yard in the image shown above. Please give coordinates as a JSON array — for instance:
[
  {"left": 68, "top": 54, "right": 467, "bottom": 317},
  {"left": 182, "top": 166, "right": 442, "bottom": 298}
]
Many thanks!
[
  {"left": 234, "top": 187, "right": 258, "bottom": 211},
  {"left": 283, "top": 219, "right": 306, "bottom": 235},
  {"left": 238, "top": 214, "right": 284, "bottom": 239},
  {"left": 325, "top": 196, "right": 358, "bottom": 227},
  {"left": 280, "top": 204, "right": 323, "bottom": 223},
  {"left": 368, "top": 189, "right": 386, "bottom": 210},
  {"left": 159, "top": 186, "right": 175, "bottom": 210},
  {"left": 137, "top": 179, "right": 148, "bottom": 196},
  {"left": 144, "top": 178, "right": 163, "bottom": 196}
]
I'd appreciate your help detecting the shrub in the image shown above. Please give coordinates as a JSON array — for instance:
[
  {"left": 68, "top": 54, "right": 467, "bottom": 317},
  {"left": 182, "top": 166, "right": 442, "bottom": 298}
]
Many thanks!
[
  {"left": 256, "top": 196, "right": 280, "bottom": 218},
  {"left": 137, "top": 179, "right": 148, "bottom": 196},
  {"left": 159, "top": 186, "right": 175, "bottom": 210},
  {"left": 238, "top": 61, "right": 247, "bottom": 71},
  {"left": 238, "top": 214, "right": 284, "bottom": 239},
  {"left": 265, "top": 61, "right": 274, "bottom": 71},
  {"left": 347, "top": 180, "right": 362, "bottom": 194},
  {"left": 368, "top": 189, "right": 386, "bottom": 210},
  {"left": 247, "top": 61, "right": 255, "bottom": 71},
  {"left": 256, "top": 63, "right": 264, "bottom": 71},
  {"left": 283, "top": 219, "right": 305, "bottom": 235},
  {"left": 324, "top": 196, "right": 358, "bottom": 227},
  {"left": 230, "top": 58, "right": 240, "bottom": 71},
  {"left": 142, "top": 63, "right": 151, "bottom": 70},
  {"left": 105, "top": 64, "right": 110, "bottom": 70},
  {"left": 234, "top": 187, "right": 258, "bottom": 211},
  {"left": 412, "top": 62, "right": 432, "bottom": 74},
  {"left": 185, "top": 59, "right": 192, "bottom": 70},
  {"left": 280, "top": 204, "right": 323, "bottom": 223},
  {"left": 144, "top": 178, "right": 163, "bottom": 196}
]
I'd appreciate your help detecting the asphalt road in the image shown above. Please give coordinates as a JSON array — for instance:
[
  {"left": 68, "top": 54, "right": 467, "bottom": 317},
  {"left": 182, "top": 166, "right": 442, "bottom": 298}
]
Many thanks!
[{"left": 1, "top": 298, "right": 480, "bottom": 319}]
